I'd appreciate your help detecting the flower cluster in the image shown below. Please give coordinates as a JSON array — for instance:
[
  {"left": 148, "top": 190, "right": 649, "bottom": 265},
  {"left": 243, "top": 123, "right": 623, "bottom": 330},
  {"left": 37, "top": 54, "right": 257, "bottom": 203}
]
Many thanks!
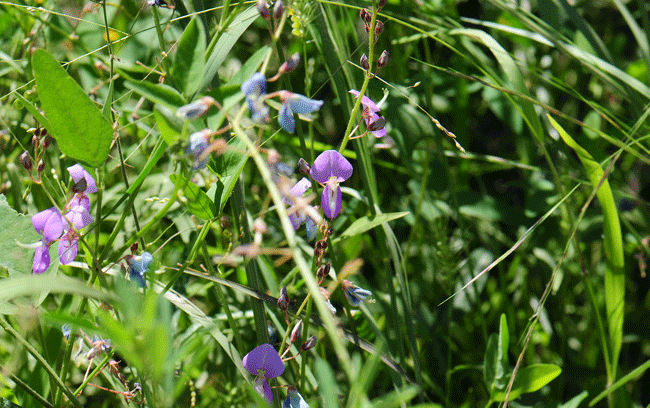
[
  {"left": 31, "top": 164, "right": 96, "bottom": 274},
  {"left": 241, "top": 73, "right": 323, "bottom": 134}
]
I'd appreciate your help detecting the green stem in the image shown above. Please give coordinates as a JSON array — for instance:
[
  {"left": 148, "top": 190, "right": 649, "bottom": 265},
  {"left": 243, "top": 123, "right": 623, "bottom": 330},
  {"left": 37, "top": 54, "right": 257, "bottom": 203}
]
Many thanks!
[
  {"left": 5, "top": 370, "right": 53, "bottom": 408},
  {"left": 0, "top": 317, "right": 83, "bottom": 408},
  {"left": 72, "top": 353, "right": 112, "bottom": 397}
]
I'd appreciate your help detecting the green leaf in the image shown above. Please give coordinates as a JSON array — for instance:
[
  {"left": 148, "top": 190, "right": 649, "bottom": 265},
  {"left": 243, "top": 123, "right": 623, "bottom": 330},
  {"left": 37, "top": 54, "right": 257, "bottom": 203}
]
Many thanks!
[
  {"left": 0, "top": 274, "right": 113, "bottom": 303},
  {"left": 337, "top": 212, "right": 409, "bottom": 240},
  {"left": 32, "top": 49, "right": 113, "bottom": 168},
  {"left": 170, "top": 174, "right": 215, "bottom": 220},
  {"left": 549, "top": 114, "right": 624, "bottom": 370},
  {"left": 484, "top": 334, "right": 499, "bottom": 390},
  {"left": 201, "top": 6, "right": 260, "bottom": 92},
  {"left": 173, "top": 17, "right": 206, "bottom": 97},
  {"left": 491, "top": 364, "right": 561, "bottom": 401},
  {"left": 207, "top": 137, "right": 248, "bottom": 213},
  {"left": 154, "top": 106, "right": 183, "bottom": 145},
  {"left": 123, "top": 72, "right": 187, "bottom": 109},
  {"left": 0, "top": 195, "right": 41, "bottom": 275},
  {"left": 484, "top": 314, "right": 510, "bottom": 393},
  {"left": 224, "top": 45, "right": 270, "bottom": 87}
]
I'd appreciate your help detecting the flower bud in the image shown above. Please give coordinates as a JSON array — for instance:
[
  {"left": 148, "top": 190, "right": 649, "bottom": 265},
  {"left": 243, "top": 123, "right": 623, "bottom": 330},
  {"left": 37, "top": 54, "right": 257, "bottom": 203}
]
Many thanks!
[
  {"left": 20, "top": 151, "right": 32, "bottom": 171},
  {"left": 37, "top": 159, "right": 45, "bottom": 173},
  {"left": 359, "top": 8, "right": 372, "bottom": 23},
  {"left": 220, "top": 215, "right": 231, "bottom": 230},
  {"left": 300, "top": 335, "right": 317, "bottom": 352},
  {"left": 279, "top": 52, "right": 300, "bottom": 73},
  {"left": 130, "top": 242, "right": 139, "bottom": 254},
  {"left": 277, "top": 286, "right": 289, "bottom": 310},
  {"left": 316, "top": 262, "right": 330, "bottom": 280},
  {"left": 32, "top": 135, "right": 39, "bottom": 150},
  {"left": 298, "top": 158, "right": 310, "bottom": 174},
  {"left": 290, "top": 319, "right": 303, "bottom": 343},
  {"left": 41, "top": 135, "right": 52, "bottom": 149},
  {"left": 377, "top": 50, "right": 389, "bottom": 68},
  {"left": 378, "top": 0, "right": 387, "bottom": 8},
  {"left": 273, "top": 0, "right": 283, "bottom": 20},
  {"left": 176, "top": 96, "right": 216, "bottom": 120},
  {"left": 360, "top": 53, "right": 369, "bottom": 70},
  {"left": 374, "top": 20, "right": 384, "bottom": 36},
  {"left": 257, "top": 0, "right": 270, "bottom": 19}
]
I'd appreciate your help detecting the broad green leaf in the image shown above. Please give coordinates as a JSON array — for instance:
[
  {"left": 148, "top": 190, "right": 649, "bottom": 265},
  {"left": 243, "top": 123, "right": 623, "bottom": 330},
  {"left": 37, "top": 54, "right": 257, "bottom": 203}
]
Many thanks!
[
  {"left": 0, "top": 274, "right": 113, "bottom": 302},
  {"left": 491, "top": 364, "right": 561, "bottom": 401},
  {"left": 201, "top": 6, "right": 260, "bottom": 92},
  {"left": 496, "top": 313, "right": 510, "bottom": 387},
  {"left": 483, "top": 334, "right": 499, "bottom": 390},
  {"left": 0, "top": 195, "right": 40, "bottom": 275},
  {"left": 154, "top": 106, "right": 183, "bottom": 145},
  {"left": 484, "top": 314, "right": 510, "bottom": 393},
  {"left": 32, "top": 49, "right": 113, "bottom": 168},
  {"left": 11, "top": 90, "right": 53, "bottom": 131},
  {"left": 173, "top": 17, "right": 206, "bottom": 96},
  {"left": 337, "top": 212, "right": 409, "bottom": 240},
  {"left": 207, "top": 137, "right": 248, "bottom": 213},
  {"left": 169, "top": 174, "right": 216, "bottom": 220},
  {"left": 549, "top": 114, "right": 624, "bottom": 370}
]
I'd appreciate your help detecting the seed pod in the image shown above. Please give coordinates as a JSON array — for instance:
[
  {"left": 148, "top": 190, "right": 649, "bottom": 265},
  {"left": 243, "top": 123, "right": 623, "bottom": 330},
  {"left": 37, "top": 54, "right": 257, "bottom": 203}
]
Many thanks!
[
  {"left": 377, "top": 50, "right": 389, "bottom": 68},
  {"left": 273, "top": 0, "right": 283, "bottom": 20},
  {"left": 257, "top": 0, "right": 270, "bottom": 19},
  {"left": 290, "top": 319, "right": 303, "bottom": 343},
  {"left": 277, "top": 286, "right": 289, "bottom": 310},
  {"left": 300, "top": 335, "right": 317, "bottom": 352},
  {"left": 298, "top": 158, "right": 310, "bottom": 174},
  {"left": 360, "top": 53, "right": 369, "bottom": 70},
  {"left": 20, "top": 151, "right": 32, "bottom": 171},
  {"left": 359, "top": 8, "right": 372, "bottom": 23},
  {"left": 374, "top": 20, "right": 384, "bottom": 36}
]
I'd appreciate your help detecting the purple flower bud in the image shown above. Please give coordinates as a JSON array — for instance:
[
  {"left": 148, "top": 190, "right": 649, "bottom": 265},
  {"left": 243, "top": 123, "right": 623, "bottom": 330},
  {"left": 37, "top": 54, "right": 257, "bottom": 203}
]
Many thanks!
[
  {"left": 278, "top": 286, "right": 289, "bottom": 310},
  {"left": 360, "top": 53, "right": 369, "bottom": 70},
  {"left": 290, "top": 319, "right": 303, "bottom": 343},
  {"left": 377, "top": 50, "right": 389, "bottom": 68},
  {"left": 273, "top": 0, "right": 283, "bottom": 20},
  {"left": 37, "top": 159, "right": 45, "bottom": 173},
  {"left": 317, "top": 263, "right": 330, "bottom": 280},
  {"left": 130, "top": 242, "right": 139, "bottom": 254},
  {"left": 297, "top": 158, "right": 310, "bottom": 174},
  {"left": 279, "top": 52, "right": 300, "bottom": 73},
  {"left": 127, "top": 252, "right": 153, "bottom": 288},
  {"left": 32, "top": 135, "right": 39, "bottom": 150},
  {"left": 300, "top": 335, "right": 317, "bottom": 352},
  {"left": 257, "top": 0, "right": 270, "bottom": 19},
  {"left": 359, "top": 8, "right": 372, "bottom": 23},
  {"left": 42, "top": 135, "right": 52, "bottom": 149},
  {"left": 176, "top": 97, "right": 216, "bottom": 120},
  {"left": 20, "top": 151, "right": 32, "bottom": 171},
  {"left": 375, "top": 20, "right": 384, "bottom": 36},
  {"left": 378, "top": 0, "right": 387, "bottom": 8},
  {"left": 187, "top": 129, "right": 211, "bottom": 169}
]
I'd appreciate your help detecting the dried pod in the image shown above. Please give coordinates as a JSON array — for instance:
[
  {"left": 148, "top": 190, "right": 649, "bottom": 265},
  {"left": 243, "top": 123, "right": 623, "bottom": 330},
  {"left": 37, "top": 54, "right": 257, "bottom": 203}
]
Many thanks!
[
  {"left": 360, "top": 53, "right": 369, "bottom": 70},
  {"left": 20, "top": 151, "right": 32, "bottom": 171},
  {"left": 290, "top": 319, "right": 303, "bottom": 343},
  {"left": 257, "top": 0, "right": 270, "bottom": 19},
  {"left": 273, "top": 0, "right": 283, "bottom": 20},
  {"left": 377, "top": 50, "right": 389, "bottom": 68},
  {"left": 298, "top": 158, "right": 310, "bottom": 174},
  {"left": 374, "top": 20, "right": 384, "bottom": 36}
]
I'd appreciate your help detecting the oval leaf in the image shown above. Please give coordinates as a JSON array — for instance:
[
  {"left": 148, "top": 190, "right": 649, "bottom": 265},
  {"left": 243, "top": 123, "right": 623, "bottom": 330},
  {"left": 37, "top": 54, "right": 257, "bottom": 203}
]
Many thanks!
[
  {"left": 173, "top": 17, "right": 206, "bottom": 96},
  {"left": 170, "top": 174, "right": 215, "bottom": 220},
  {"left": 32, "top": 49, "right": 113, "bottom": 168},
  {"left": 492, "top": 364, "right": 561, "bottom": 401}
]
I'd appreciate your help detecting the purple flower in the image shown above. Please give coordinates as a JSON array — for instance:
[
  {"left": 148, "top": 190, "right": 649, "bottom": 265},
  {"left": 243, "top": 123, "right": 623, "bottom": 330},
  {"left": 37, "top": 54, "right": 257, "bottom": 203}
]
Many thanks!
[
  {"left": 187, "top": 129, "right": 211, "bottom": 169},
  {"left": 57, "top": 204, "right": 94, "bottom": 265},
  {"left": 33, "top": 240, "right": 51, "bottom": 274},
  {"left": 283, "top": 386, "right": 310, "bottom": 408},
  {"left": 278, "top": 91, "right": 324, "bottom": 133},
  {"left": 242, "top": 73, "right": 270, "bottom": 124},
  {"left": 58, "top": 230, "right": 79, "bottom": 265},
  {"left": 127, "top": 252, "right": 153, "bottom": 288},
  {"left": 309, "top": 150, "right": 353, "bottom": 219},
  {"left": 283, "top": 178, "right": 313, "bottom": 230},
  {"left": 243, "top": 344, "right": 285, "bottom": 404},
  {"left": 349, "top": 90, "right": 387, "bottom": 138},
  {"left": 32, "top": 207, "right": 64, "bottom": 242},
  {"left": 342, "top": 280, "right": 372, "bottom": 306},
  {"left": 67, "top": 164, "right": 97, "bottom": 194},
  {"left": 176, "top": 97, "right": 216, "bottom": 120}
]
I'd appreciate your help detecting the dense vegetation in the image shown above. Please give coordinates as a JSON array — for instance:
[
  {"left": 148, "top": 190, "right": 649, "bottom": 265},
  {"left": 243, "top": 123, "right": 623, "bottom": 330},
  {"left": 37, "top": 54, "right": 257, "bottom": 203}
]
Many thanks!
[{"left": 1, "top": 0, "right": 650, "bottom": 407}]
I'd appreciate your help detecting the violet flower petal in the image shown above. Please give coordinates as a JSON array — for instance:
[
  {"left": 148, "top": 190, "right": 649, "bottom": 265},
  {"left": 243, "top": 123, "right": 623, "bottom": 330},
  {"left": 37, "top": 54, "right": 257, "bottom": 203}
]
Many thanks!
[
  {"left": 349, "top": 90, "right": 380, "bottom": 112},
  {"left": 289, "top": 178, "right": 312, "bottom": 198},
  {"left": 310, "top": 150, "right": 353, "bottom": 183},
  {"left": 278, "top": 103, "right": 295, "bottom": 133},
  {"left": 241, "top": 73, "right": 267, "bottom": 97},
  {"left": 33, "top": 241, "right": 50, "bottom": 274},
  {"left": 64, "top": 207, "right": 94, "bottom": 231},
  {"left": 242, "top": 344, "right": 285, "bottom": 378},
  {"left": 71, "top": 194, "right": 90, "bottom": 212},
  {"left": 32, "top": 207, "right": 63, "bottom": 242},
  {"left": 321, "top": 183, "right": 342, "bottom": 219},
  {"left": 67, "top": 164, "right": 97, "bottom": 193},
  {"left": 287, "top": 94, "right": 324, "bottom": 114},
  {"left": 58, "top": 234, "right": 78, "bottom": 265}
]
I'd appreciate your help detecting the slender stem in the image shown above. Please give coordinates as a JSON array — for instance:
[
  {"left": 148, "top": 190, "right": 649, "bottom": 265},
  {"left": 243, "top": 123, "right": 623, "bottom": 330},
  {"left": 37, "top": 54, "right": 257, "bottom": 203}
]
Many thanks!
[
  {"left": 151, "top": 7, "right": 167, "bottom": 59},
  {"left": 4, "top": 370, "right": 54, "bottom": 408},
  {"left": 72, "top": 353, "right": 112, "bottom": 397},
  {"left": 0, "top": 317, "right": 84, "bottom": 408}
]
